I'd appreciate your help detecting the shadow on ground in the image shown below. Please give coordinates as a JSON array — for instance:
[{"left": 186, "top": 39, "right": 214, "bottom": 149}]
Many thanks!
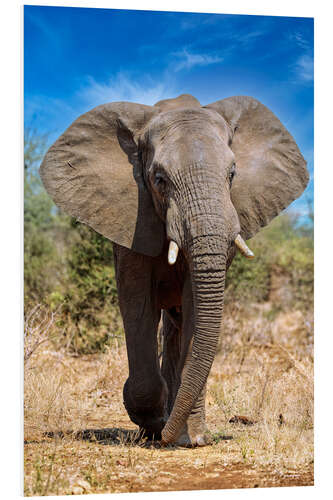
[
  {"left": 24, "top": 427, "right": 233, "bottom": 448},
  {"left": 43, "top": 427, "right": 156, "bottom": 447}
]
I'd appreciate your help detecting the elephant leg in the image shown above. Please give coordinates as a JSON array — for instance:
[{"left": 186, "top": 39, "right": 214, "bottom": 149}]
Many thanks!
[
  {"left": 113, "top": 244, "right": 168, "bottom": 439},
  {"left": 160, "top": 308, "right": 182, "bottom": 416}
]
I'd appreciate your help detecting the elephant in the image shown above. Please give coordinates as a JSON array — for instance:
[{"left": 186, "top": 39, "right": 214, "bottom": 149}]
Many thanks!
[{"left": 39, "top": 93, "right": 308, "bottom": 447}]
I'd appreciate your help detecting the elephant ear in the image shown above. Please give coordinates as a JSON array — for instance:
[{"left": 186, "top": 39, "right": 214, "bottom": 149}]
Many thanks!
[
  {"left": 205, "top": 96, "right": 309, "bottom": 240},
  {"left": 39, "top": 102, "right": 165, "bottom": 256}
]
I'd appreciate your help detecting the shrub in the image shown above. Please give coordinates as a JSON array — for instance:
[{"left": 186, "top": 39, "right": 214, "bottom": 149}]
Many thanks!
[
  {"left": 225, "top": 214, "right": 313, "bottom": 310},
  {"left": 50, "top": 222, "right": 122, "bottom": 354},
  {"left": 24, "top": 129, "right": 59, "bottom": 304}
]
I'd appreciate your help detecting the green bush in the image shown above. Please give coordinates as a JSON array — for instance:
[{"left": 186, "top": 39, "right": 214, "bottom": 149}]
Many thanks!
[
  {"left": 24, "top": 226, "right": 58, "bottom": 303},
  {"left": 225, "top": 249, "right": 270, "bottom": 303},
  {"left": 225, "top": 214, "right": 313, "bottom": 309},
  {"left": 51, "top": 222, "right": 122, "bottom": 354},
  {"left": 24, "top": 129, "right": 58, "bottom": 304}
]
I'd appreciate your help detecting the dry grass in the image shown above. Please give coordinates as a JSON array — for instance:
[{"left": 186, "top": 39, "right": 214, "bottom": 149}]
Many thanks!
[
  {"left": 24, "top": 302, "right": 313, "bottom": 495},
  {"left": 209, "top": 303, "right": 313, "bottom": 470}
]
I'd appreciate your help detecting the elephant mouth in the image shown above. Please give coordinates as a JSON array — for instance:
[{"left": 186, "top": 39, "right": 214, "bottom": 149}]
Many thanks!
[{"left": 167, "top": 235, "right": 254, "bottom": 266}]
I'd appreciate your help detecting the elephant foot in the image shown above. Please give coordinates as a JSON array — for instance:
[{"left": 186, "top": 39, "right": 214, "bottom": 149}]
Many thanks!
[
  {"left": 161, "top": 423, "right": 213, "bottom": 447},
  {"left": 176, "top": 430, "right": 212, "bottom": 447},
  {"left": 123, "top": 376, "right": 168, "bottom": 441}
]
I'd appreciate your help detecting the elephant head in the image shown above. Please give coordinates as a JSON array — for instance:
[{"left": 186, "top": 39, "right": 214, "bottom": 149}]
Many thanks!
[{"left": 40, "top": 94, "right": 308, "bottom": 444}]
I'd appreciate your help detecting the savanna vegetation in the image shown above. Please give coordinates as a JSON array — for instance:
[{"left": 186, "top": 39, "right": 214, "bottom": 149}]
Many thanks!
[{"left": 24, "top": 130, "right": 314, "bottom": 495}]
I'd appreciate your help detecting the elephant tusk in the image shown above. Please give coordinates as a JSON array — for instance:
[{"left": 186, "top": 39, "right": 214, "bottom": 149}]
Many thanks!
[
  {"left": 168, "top": 240, "right": 179, "bottom": 265},
  {"left": 234, "top": 234, "right": 255, "bottom": 259}
]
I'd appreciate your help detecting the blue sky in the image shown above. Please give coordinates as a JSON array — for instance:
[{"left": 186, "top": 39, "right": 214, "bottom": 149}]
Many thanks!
[{"left": 24, "top": 5, "right": 314, "bottom": 220}]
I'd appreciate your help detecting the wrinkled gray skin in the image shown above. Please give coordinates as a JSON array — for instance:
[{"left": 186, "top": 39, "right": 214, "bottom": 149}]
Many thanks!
[{"left": 40, "top": 94, "right": 308, "bottom": 447}]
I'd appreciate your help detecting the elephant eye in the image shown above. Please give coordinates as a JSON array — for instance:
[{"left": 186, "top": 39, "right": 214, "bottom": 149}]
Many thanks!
[
  {"left": 229, "top": 163, "right": 236, "bottom": 186},
  {"left": 154, "top": 172, "right": 167, "bottom": 190}
]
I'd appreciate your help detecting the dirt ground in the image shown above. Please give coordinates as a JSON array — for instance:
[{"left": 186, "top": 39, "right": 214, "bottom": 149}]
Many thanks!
[
  {"left": 24, "top": 437, "right": 313, "bottom": 495},
  {"left": 24, "top": 304, "right": 314, "bottom": 495}
]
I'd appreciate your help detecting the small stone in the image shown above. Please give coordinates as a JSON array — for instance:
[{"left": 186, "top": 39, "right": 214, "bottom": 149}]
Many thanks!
[{"left": 71, "top": 479, "right": 91, "bottom": 494}]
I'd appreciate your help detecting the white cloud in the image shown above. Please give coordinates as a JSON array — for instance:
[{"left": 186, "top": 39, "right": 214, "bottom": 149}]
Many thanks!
[
  {"left": 295, "top": 54, "right": 314, "bottom": 83},
  {"left": 172, "top": 49, "right": 223, "bottom": 72},
  {"left": 290, "top": 31, "right": 310, "bottom": 50},
  {"left": 25, "top": 73, "right": 181, "bottom": 143},
  {"left": 235, "top": 29, "right": 267, "bottom": 47},
  {"left": 179, "top": 14, "right": 222, "bottom": 32},
  {"left": 79, "top": 73, "right": 176, "bottom": 108},
  {"left": 288, "top": 30, "right": 313, "bottom": 85}
]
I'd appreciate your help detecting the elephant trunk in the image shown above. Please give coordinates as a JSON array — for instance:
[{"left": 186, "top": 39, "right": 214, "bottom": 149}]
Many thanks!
[{"left": 161, "top": 230, "right": 227, "bottom": 443}]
